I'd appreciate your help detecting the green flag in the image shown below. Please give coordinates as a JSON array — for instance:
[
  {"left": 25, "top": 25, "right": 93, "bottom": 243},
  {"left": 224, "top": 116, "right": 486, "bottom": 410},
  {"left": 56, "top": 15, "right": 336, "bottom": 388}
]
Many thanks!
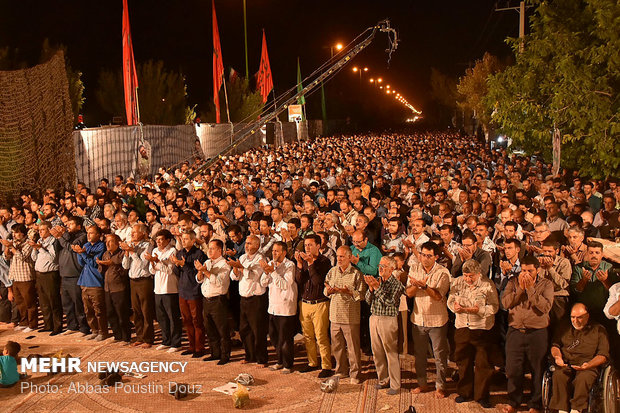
[{"left": 296, "top": 58, "right": 306, "bottom": 114}]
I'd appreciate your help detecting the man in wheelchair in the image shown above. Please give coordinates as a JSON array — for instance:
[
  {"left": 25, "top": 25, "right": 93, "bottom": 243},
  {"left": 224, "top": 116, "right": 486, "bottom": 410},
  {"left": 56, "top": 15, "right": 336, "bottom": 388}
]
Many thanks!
[{"left": 549, "top": 303, "right": 609, "bottom": 413}]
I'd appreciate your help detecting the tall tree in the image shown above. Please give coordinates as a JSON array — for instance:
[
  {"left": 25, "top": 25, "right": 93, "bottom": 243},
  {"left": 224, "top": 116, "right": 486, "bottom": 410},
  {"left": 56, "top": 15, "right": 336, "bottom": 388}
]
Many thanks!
[
  {"left": 95, "top": 60, "right": 194, "bottom": 125},
  {"left": 486, "top": 0, "right": 619, "bottom": 178},
  {"left": 429, "top": 68, "right": 459, "bottom": 128},
  {"left": 457, "top": 53, "right": 505, "bottom": 141}
]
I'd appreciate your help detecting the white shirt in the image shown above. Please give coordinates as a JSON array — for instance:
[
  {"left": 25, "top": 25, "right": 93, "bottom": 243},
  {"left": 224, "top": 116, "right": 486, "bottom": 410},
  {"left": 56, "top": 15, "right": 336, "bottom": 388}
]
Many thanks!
[
  {"left": 196, "top": 256, "right": 231, "bottom": 298},
  {"left": 230, "top": 252, "right": 266, "bottom": 297},
  {"left": 604, "top": 282, "right": 620, "bottom": 334},
  {"left": 408, "top": 262, "right": 451, "bottom": 327},
  {"left": 149, "top": 245, "right": 178, "bottom": 294},
  {"left": 260, "top": 258, "right": 297, "bottom": 316},
  {"left": 114, "top": 225, "right": 132, "bottom": 243},
  {"left": 32, "top": 235, "right": 59, "bottom": 272},
  {"left": 273, "top": 220, "right": 288, "bottom": 236},
  {"left": 122, "top": 240, "right": 152, "bottom": 279},
  {"left": 406, "top": 232, "right": 430, "bottom": 267}
]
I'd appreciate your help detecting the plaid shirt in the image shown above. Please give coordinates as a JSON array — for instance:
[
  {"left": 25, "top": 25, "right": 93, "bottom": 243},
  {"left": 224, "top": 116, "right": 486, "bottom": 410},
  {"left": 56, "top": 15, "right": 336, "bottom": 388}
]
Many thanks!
[
  {"left": 6, "top": 241, "right": 34, "bottom": 282},
  {"left": 365, "top": 274, "right": 404, "bottom": 317}
]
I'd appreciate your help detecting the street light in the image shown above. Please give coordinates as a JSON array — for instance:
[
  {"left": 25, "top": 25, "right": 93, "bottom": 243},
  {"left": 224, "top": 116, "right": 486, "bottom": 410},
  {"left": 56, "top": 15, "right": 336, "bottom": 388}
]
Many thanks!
[
  {"left": 377, "top": 78, "right": 383, "bottom": 83},
  {"left": 330, "top": 43, "right": 344, "bottom": 58},
  {"left": 352, "top": 66, "right": 367, "bottom": 86}
]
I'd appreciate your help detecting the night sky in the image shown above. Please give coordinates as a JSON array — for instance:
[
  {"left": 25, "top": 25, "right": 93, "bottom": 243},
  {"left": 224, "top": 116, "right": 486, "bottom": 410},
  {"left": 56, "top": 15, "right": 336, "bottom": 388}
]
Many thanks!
[{"left": 0, "top": 0, "right": 520, "bottom": 124}]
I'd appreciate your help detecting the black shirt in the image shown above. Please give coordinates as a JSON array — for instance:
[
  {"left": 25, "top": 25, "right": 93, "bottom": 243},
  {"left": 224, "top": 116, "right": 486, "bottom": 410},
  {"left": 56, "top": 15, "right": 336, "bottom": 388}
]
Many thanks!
[{"left": 295, "top": 254, "right": 331, "bottom": 301}]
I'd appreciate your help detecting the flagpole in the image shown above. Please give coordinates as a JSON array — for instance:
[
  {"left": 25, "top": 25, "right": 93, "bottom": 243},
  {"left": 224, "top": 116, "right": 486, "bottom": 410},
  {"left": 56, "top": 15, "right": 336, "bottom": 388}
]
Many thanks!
[
  {"left": 243, "top": 0, "right": 249, "bottom": 79},
  {"left": 222, "top": 74, "right": 232, "bottom": 143},
  {"left": 271, "top": 88, "right": 283, "bottom": 147},
  {"left": 134, "top": 86, "right": 141, "bottom": 125}
]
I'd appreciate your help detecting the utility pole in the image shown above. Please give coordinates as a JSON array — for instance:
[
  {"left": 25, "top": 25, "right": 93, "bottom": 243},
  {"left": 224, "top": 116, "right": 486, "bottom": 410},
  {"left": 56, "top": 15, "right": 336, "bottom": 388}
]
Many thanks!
[
  {"left": 243, "top": 0, "right": 249, "bottom": 79},
  {"left": 495, "top": 0, "right": 531, "bottom": 53}
]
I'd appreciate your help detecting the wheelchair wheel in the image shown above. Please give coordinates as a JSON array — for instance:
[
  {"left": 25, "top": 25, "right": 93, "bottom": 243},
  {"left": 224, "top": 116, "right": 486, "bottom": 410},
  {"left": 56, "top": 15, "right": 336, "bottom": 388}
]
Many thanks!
[
  {"left": 542, "top": 367, "right": 554, "bottom": 413},
  {"left": 602, "top": 366, "right": 619, "bottom": 413}
]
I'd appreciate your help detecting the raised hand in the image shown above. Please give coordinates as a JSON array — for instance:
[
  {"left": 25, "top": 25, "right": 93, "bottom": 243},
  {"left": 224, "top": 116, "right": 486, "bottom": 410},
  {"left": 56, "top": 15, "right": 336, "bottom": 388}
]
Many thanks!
[
  {"left": 364, "top": 275, "right": 379, "bottom": 291},
  {"left": 500, "top": 260, "right": 512, "bottom": 274},
  {"left": 453, "top": 302, "right": 465, "bottom": 314},
  {"left": 595, "top": 269, "right": 609, "bottom": 282},
  {"left": 259, "top": 260, "right": 274, "bottom": 273},
  {"left": 71, "top": 245, "right": 85, "bottom": 254}
]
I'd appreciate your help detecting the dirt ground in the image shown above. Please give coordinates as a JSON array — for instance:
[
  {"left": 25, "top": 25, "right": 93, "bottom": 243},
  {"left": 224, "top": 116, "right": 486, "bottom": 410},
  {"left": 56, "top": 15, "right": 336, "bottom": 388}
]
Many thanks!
[{"left": 0, "top": 323, "right": 513, "bottom": 413}]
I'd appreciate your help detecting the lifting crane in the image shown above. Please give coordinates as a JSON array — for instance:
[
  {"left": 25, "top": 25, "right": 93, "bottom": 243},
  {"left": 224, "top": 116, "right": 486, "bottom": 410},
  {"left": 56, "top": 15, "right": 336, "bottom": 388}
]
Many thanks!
[{"left": 179, "top": 19, "right": 399, "bottom": 186}]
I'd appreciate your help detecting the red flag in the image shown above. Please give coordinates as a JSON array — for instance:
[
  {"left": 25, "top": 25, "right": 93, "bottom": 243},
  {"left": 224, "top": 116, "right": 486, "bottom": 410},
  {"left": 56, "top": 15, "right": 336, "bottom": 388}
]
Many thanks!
[
  {"left": 256, "top": 30, "right": 273, "bottom": 104},
  {"left": 122, "top": 0, "right": 139, "bottom": 125},
  {"left": 212, "top": 0, "right": 224, "bottom": 123}
]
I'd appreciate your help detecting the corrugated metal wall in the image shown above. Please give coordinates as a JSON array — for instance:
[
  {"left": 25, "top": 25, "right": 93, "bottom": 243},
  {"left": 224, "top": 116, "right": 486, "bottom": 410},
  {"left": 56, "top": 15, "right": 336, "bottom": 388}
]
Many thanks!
[{"left": 73, "top": 120, "right": 322, "bottom": 189}]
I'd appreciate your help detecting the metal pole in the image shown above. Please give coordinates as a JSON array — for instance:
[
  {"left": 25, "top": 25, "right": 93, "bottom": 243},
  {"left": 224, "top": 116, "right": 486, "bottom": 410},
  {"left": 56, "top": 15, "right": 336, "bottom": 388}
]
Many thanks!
[
  {"left": 221, "top": 75, "right": 232, "bottom": 143},
  {"left": 496, "top": 1, "right": 530, "bottom": 53},
  {"left": 243, "top": 0, "right": 249, "bottom": 79},
  {"left": 134, "top": 86, "right": 141, "bottom": 126}
]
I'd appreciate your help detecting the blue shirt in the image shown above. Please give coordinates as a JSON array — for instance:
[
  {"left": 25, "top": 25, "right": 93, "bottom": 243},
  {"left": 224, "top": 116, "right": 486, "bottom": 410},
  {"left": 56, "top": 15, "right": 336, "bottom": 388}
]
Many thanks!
[
  {"left": 172, "top": 246, "right": 206, "bottom": 300},
  {"left": 0, "top": 355, "right": 19, "bottom": 385},
  {"left": 77, "top": 241, "right": 106, "bottom": 288}
]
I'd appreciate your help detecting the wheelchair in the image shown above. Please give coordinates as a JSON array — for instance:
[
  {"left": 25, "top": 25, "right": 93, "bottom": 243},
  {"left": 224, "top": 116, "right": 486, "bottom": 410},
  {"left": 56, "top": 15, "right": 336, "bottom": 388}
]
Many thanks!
[{"left": 542, "top": 363, "right": 619, "bottom": 413}]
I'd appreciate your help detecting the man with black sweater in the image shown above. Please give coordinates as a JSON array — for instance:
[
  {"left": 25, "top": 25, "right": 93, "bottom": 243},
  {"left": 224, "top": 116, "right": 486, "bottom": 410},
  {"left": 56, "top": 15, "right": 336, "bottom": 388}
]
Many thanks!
[{"left": 295, "top": 234, "right": 334, "bottom": 378}]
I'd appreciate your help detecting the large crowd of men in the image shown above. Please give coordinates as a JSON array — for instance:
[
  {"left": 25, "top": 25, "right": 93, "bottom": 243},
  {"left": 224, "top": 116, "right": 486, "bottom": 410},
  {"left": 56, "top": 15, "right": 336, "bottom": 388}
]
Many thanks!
[{"left": 0, "top": 132, "right": 618, "bottom": 413}]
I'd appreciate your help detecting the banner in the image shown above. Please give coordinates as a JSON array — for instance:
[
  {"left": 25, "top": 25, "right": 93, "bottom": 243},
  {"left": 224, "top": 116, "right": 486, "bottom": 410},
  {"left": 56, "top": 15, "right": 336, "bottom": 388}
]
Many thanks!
[
  {"left": 288, "top": 104, "right": 302, "bottom": 122},
  {"left": 212, "top": 0, "right": 224, "bottom": 123},
  {"left": 122, "top": 0, "right": 139, "bottom": 125},
  {"left": 256, "top": 30, "right": 273, "bottom": 103}
]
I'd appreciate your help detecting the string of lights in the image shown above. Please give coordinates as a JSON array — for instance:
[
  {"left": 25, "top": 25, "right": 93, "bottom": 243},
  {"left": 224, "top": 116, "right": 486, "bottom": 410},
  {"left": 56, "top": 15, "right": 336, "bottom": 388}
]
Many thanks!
[{"left": 357, "top": 68, "right": 422, "bottom": 116}]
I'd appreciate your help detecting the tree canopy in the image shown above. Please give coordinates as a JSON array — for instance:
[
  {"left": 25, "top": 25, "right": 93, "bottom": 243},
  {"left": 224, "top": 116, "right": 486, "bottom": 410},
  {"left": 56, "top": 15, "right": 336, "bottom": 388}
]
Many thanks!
[
  {"left": 486, "top": 0, "right": 619, "bottom": 178},
  {"left": 40, "top": 39, "right": 85, "bottom": 122},
  {"left": 457, "top": 53, "right": 505, "bottom": 141}
]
